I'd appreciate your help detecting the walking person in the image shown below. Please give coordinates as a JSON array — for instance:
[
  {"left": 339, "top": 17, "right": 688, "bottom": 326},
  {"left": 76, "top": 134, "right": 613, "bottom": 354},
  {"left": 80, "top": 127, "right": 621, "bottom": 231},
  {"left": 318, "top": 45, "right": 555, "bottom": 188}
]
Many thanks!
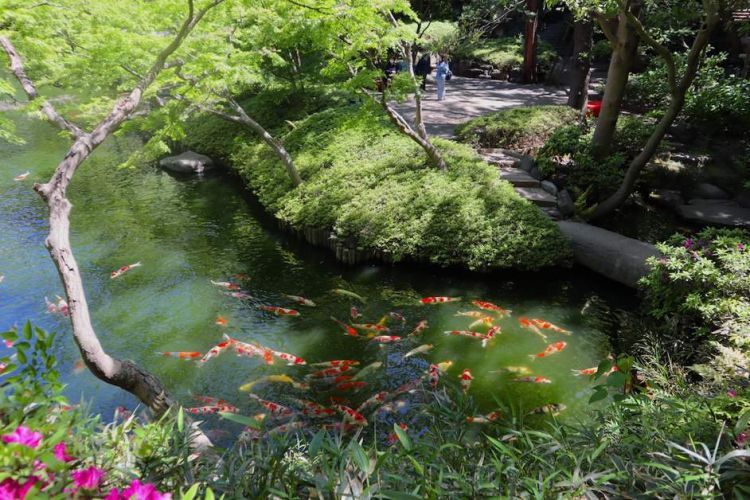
[
  {"left": 435, "top": 55, "right": 451, "bottom": 101},
  {"left": 414, "top": 53, "right": 431, "bottom": 91}
]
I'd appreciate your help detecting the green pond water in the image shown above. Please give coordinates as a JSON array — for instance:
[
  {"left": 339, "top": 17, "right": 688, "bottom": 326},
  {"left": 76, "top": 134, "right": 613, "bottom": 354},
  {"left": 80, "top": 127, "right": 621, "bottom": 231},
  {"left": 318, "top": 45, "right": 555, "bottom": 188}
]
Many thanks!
[{"left": 0, "top": 112, "right": 636, "bottom": 439}]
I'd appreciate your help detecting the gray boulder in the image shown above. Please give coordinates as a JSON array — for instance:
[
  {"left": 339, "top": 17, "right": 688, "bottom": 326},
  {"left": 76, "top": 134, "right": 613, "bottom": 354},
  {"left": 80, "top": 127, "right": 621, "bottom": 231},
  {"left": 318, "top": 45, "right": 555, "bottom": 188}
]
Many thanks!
[
  {"left": 557, "top": 189, "right": 574, "bottom": 217},
  {"left": 518, "top": 155, "right": 535, "bottom": 173},
  {"left": 690, "top": 182, "right": 729, "bottom": 200},
  {"left": 735, "top": 189, "right": 750, "bottom": 208},
  {"left": 649, "top": 189, "right": 684, "bottom": 209},
  {"left": 159, "top": 151, "right": 214, "bottom": 174},
  {"left": 541, "top": 180, "right": 558, "bottom": 196}
]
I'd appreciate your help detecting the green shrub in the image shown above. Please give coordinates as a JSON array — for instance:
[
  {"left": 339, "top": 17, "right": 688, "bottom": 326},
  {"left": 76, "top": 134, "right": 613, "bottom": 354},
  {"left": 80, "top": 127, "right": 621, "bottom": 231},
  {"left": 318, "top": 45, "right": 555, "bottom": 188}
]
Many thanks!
[
  {"left": 640, "top": 228, "right": 750, "bottom": 382},
  {"left": 408, "top": 21, "right": 459, "bottom": 55},
  {"left": 455, "top": 105, "right": 578, "bottom": 153},
  {"left": 231, "top": 105, "right": 570, "bottom": 270},
  {"left": 591, "top": 39, "right": 612, "bottom": 60},
  {"left": 452, "top": 36, "right": 558, "bottom": 74},
  {"left": 627, "top": 51, "right": 750, "bottom": 136}
]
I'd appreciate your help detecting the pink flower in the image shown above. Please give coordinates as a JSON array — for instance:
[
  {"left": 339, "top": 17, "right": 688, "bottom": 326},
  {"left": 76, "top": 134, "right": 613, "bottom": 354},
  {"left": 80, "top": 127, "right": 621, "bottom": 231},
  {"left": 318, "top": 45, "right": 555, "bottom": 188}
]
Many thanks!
[
  {"left": 0, "top": 478, "right": 20, "bottom": 500},
  {"left": 71, "top": 466, "right": 105, "bottom": 490},
  {"left": 104, "top": 488, "right": 123, "bottom": 500},
  {"left": 3, "top": 340, "right": 13, "bottom": 348},
  {"left": 122, "top": 479, "right": 172, "bottom": 500},
  {"left": 53, "top": 442, "right": 74, "bottom": 463},
  {"left": 17, "top": 477, "right": 39, "bottom": 499},
  {"left": 737, "top": 431, "right": 749, "bottom": 446},
  {"left": 727, "top": 389, "right": 737, "bottom": 398},
  {"left": 2, "top": 426, "right": 43, "bottom": 449}
]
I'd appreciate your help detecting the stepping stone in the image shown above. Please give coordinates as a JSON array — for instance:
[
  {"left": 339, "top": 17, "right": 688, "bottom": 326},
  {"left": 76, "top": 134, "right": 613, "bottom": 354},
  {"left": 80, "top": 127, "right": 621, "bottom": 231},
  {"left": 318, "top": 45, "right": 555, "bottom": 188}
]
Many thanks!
[
  {"left": 481, "top": 154, "right": 516, "bottom": 168},
  {"left": 498, "top": 167, "right": 540, "bottom": 188},
  {"left": 676, "top": 203, "right": 750, "bottom": 228},
  {"left": 515, "top": 187, "right": 557, "bottom": 207}
]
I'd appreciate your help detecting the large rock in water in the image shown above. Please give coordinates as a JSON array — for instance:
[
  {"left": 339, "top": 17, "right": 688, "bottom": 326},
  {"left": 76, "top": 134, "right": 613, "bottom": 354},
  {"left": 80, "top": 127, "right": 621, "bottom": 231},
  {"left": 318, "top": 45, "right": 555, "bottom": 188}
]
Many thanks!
[
  {"left": 159, "top": 151, "right": 214, "bottom": 174},
  {"left": 557, "top": 221, "right": 660, "bottom": 288}
]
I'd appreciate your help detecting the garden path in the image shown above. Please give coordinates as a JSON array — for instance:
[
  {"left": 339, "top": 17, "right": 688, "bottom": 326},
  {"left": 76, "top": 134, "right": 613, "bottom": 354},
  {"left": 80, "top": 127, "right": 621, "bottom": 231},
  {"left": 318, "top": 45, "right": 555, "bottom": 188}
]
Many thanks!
[{"left": 393, "top": 75, "right": 569, "bottom": 139}]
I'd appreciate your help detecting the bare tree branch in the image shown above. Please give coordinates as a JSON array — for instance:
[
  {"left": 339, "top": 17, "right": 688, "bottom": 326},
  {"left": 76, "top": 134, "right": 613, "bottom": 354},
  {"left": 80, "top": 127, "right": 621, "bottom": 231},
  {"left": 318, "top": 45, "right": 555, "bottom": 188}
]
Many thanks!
[{"left": 594, "top": 13, "right": 619, "bottom": 46}]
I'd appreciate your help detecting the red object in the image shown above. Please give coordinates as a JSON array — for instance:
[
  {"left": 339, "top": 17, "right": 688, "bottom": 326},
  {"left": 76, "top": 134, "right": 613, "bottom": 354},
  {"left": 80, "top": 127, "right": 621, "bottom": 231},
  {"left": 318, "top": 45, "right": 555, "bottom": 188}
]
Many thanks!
[{"left": 586, "top": 100, "right": 602, "bottom": 117}]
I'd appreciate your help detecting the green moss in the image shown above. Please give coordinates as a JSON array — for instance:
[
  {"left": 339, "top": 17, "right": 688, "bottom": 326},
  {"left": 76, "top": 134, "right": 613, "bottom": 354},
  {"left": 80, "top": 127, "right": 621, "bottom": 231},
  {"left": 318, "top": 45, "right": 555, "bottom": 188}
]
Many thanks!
[
  {"left": 455, "top": 105, "right": 578, "bottom": 152},
  {"left": 220, "top": 105, "right": 570, "bottom": 270},
  {"left": 452, "top": 37, "right": 557, "bottom": 72}
]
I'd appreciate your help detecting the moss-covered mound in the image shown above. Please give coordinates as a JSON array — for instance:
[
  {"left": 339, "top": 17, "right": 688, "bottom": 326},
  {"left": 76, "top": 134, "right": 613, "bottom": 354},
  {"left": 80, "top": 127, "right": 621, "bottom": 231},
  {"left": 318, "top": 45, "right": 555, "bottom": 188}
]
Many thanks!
[
  {"left": 452, "top": 37, "right": 558, "bottom": 74},
  {"left": 217, "top": 106, "right": 569, "bottom": 270},
  {"left": 455, "top": 105, "right": 578, "bottom": 153}
]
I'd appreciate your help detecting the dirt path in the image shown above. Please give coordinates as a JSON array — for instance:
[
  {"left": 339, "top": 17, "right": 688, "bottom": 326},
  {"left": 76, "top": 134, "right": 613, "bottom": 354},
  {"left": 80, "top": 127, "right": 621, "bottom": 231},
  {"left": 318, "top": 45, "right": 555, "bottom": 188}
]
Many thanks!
[{"left": 393, "top": 75, "right": 569, "bottom": 139}]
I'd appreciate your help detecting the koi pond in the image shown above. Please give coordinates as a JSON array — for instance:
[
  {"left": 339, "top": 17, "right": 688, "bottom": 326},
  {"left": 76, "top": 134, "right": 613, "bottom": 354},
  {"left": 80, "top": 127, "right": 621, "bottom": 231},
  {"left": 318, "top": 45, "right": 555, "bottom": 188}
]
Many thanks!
[{"left": 0, "top": 113, "right": 636, "bottom": 440}]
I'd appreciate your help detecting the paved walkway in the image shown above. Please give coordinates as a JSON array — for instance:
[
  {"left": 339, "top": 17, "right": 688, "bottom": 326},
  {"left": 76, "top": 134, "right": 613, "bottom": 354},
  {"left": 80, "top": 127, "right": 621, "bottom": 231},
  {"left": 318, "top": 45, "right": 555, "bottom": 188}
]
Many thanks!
[{"left": 393, "top": 76, "right": 569, "bottom": 138}]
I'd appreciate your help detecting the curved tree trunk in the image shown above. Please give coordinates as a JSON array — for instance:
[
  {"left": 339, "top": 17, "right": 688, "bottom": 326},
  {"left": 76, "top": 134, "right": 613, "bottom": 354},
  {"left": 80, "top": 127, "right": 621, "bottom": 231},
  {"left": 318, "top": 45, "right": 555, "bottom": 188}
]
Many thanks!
[
  {"left": 1, "top": 0, "right": 224, "bottom": 452},
  {"left": 591, "top": 1, "right": 641, "bottom": 159},
  {"left": 567, "top": 19, "right": 593, "bottom": 109}
]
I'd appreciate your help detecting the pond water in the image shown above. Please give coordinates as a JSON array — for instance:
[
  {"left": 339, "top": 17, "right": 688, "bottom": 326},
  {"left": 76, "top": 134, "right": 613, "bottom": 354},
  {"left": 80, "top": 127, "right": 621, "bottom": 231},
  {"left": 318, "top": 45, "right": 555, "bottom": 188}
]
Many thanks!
[{"left": 0, "top": 113, "right": 636, "bottom": 438}]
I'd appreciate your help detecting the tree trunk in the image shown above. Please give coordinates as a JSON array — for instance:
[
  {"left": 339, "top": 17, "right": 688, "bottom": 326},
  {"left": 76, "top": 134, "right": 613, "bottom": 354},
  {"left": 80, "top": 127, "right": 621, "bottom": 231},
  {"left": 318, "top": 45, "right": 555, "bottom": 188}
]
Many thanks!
[
  {"left": 591, "top": 2, "right": 640, "bottom": 159},
  {"left": 1, "top": 0, "right": 223, "bottom": 452},
  {"left": 567, "top": 19, "right": 593, "bottom": 109},
  {"left": 521, "top": 0, "right": 540, "bottom": 84}
]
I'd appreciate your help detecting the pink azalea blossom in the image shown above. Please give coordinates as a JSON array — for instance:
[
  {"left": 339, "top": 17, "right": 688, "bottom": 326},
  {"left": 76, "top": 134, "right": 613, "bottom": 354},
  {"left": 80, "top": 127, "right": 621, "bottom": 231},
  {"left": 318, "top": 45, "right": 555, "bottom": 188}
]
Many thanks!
[
  {"left": 2, "top": 426, "right": 43, "bottom": 449},
  {"left": 53, "top": 442, "right": 74, "bottom": 463},
  {"left": 727, "top": 389, "right": 737, "bottom": 398},
  {"left": 121, "top": 479, "right": 172, "bottom": 500},
  {"left": 738, "top": 431, "right": 749, "bottom": 446},
  {"left": 0, "top": 477, "right": 41, "bottom": 500},
  {"left": 71, "top": 466, "right": 105, "bottom": 490}
]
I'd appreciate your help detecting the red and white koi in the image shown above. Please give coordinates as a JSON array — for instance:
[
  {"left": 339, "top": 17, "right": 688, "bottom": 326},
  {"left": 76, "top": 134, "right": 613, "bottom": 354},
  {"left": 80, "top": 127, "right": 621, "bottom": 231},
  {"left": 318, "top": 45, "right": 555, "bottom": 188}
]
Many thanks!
[
  {"left": 193, "top": 395, "right": 238, "bottom": 412},
  {"left": 331, "top": 316, "right": 359, "bottom": 337},
  {"left": 258, "top": 305, "right": 300, "bottom": 317},
  {"left": 310, "top": 359, "right": 360, "bottom": 368},
  {"left": 210, "top": 280, "right": 240, "bottom": 290},
  {"left": 350, "top": 307, "right": 361, "bottom": 319},
  {"left": 482, "top": 325, "right": 501, "bottom": 348},
  {"left": 420, "top": 296, "right": 461, "bottom": 304},
  {"left": 111, "top": 262, "right": 141, "bottom": 279},
  {"left": 215, "top": 316, "right": 228, "bottom": 326},
  {"left": 572, "top": 365, "right": 619, "bottom": 376},
  {"left": 158, "top": 351, "right": 203, "bottom": 360},
  {"left": 334, "top": 405, "right": 368, "bottom": 426},
  {"left": 404, "top": 344, "right": 433, "bottom": 358},
  {"left": 459, "top": 369, "right": 473, "bottom": 393},
  {"left": 353, "top": 323, "right": 390, "bottom": 333},
  {"left": 368, "top": 335, "right": 403, "bottom": 344},
  {"left": 530, "top": 341, "right": 567, "bottom": 359},
  {"left": 455, "top": 311, "right": 486, "bottom": 319},
  {"left": 45, "top": 295, "right": 69, "bottom": 317},
  {"left": 469, "top": 316, "right": 494, "bottom": 329},
  {"left": 518, "top": 317, "right": 547, "bottom": 340},
  {"left": 284, "top": 294, "right": 316, "bottom": 307},
  {"left": 408, "top": 319, "right": 428, "bottom": 337},
  {"left": 466, "top": 411, "right": 502, "bottom": 424},
  {"left": 268, "top": 421, "right": 306, "bottom": 435},
  {"left": 14, "top": 171, "right": 30, "bottom": 181},
  {"left": 471, "top": 300, "right": 511, "bottom": 316},
  {"left": 531, "top": 319, "right": 571, "bottom": 335},
  {"left": 356, "top": 391, "right": 388, "bottom": 414},
  {"left": 199, "top": 340, "right": 232, "bottom": 364},
  {"left": 307, "top": 364, "right": 355, "bottom": 379},
  {"left": 444, "top": 330, "right": 486, "bottom": 339},
  {"left": 185, "top": 405, "right": 232, "bottom": 415},
  {"left": 225, "top": 335, "right": 275, "bottom": 364},
  {"left": 296, "top": 400, "right": 337, "bottom": 418},
  {"left": 226, "top": 291, "right": 253, "bottom": 300},
  {"left": 428, "top": 364, "right": 440, "bottom": 388},
  {"left": 270, "top": 348, "right": 306, "bottom": 365},
  {"left": 248, "top": 394, "right": 295, "bottom": 417},
  {"left": 513, "top": 376, "right": 552, "bottom": 384}
]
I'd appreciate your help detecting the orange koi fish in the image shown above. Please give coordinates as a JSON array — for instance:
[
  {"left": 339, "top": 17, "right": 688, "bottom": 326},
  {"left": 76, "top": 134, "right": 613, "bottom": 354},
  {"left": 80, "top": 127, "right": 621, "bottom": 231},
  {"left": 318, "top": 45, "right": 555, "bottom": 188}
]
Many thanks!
[
  {"left": 224, "top": 335, "right": 275, "bottom": 364},
  {"left": 471, "top": 300, "right": 511, "bottom": 316},
  {"left": 14, "top": 171, "right": 30, "bottom": 181},
  {"left": 530, "top": 341, "right": 567, "bottom": 359},
  {"left": 350, "top": 307, "right": 361, "bottom": 319},
  {"left": 356, "top": 391, "right": 389, "bottom": 414},
  {"left": 193, "top": 395, "right": 238, "bottom": 411},
  {"left": 248, "top": 394, "right": 294, "bottom": 417},
  {"left": 215, "top": 316, "right": 228, "bottom": 326},
  {"left": 531, "top": 319, "right": 571, "bottom": 335},
  {"left": 284, "top": 294, "right": 316, "bottom": 307},
  {"left": 455, "top": 311, "right": 486, "bottom": 318},
  {"left": 387, "top": 423, "right": 409, "bottom": 445},
  {"left": 334, "top": 405, "right": 368, "bottom": 426},
  {"left": 420, "top": 296, "right": 461, "bottom": 304},
  {"left": 210, "top": 280, "right": 240, "bottom": 290},
  {"left": 331, "top": 316, "right": 359, "bottom": 337},
  {"left": 572, "top": 365, "right": 619, "bottom": 376},
  {"left": 469, "top": 316, "right": 494, "bottom": 329},
  {"left": 369, "top": 335, "right": 403, "bottom": 343},
  {"left": 185, "top": 405, "right": 235, "bottom": 415},
  {"left": 466, "top": 411, "right": 502, "bottom": 424},
  {"left": 518, "top": 317, "right": 547, "bottom": 340},
  {"left": 514, "top": 376, "right": 552, "bottom": 384},
  {"left": 310, "top": 360, "right": 360, "bottom": 368},
  {"left": 158, "top": 351, "right": 202, "bottom": 360},
  {"left": 353, "top": 323, "right": 390, "bottom": 333},
  {"left": 335, "top": 381, "right": 368, "bottom": 391},
  {"left": 482, "top": 325, "right": 501, "bottom": 348},
  {"left": 444, "top": 330, "right": 486, "bottom": 339},
  {"left": 199, "top": 340, "right": 232, "bottom": 364},
  {"left": 296, "top": 400, "right": 337, "bottom": 418},
  {"left": 270, "top": 348, "right": 306, "bottom": 365},
  {"left": 259, "top": 305, "right": 300, "bottom": 317},
  {"left": 409, "top": 320, "right": 428, "bottom": 337},
  {"left": 268, "top": 421, "right": 306, "bottom": 435},
  {"left": 459, "top": 369, "right": 473, "bottom": 393},
  {"left": 404, "top": 344, "right": 433, "bottom": 358},
  {"left": 111, "top": 262, "right": 142, "bottom": 279}
]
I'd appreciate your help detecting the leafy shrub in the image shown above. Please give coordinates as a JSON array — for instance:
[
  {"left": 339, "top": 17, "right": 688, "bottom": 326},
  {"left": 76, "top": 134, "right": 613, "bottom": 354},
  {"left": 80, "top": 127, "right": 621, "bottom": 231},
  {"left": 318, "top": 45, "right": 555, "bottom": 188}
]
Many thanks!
[
  {"left": 627, "top": 52, "right": 750, "bottom": 136},
  {"left": 591, "top": 39, "right": 612, "bottom": 60},
  {"left": 451, "top": 36, "right": 558, "bottom": 74},
  {"left": 641, "top": 228, "right": 750, "bottom": 381},
  {"left": 230, "top": 105, "right": 571, "bottom": 270},
  {"left": 455, "top": 105, "right": 578, "bottom": 153},
  {"left": 408, "top": 21, "right": 459, "bottom": 55}
]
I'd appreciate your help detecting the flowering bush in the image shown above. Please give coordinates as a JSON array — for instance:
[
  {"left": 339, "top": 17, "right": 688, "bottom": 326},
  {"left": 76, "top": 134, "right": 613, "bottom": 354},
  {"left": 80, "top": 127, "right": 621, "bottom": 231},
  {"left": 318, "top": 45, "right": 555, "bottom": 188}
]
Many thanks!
[{"left": 641, "top": 228, "right": 750, "bottom": 381}]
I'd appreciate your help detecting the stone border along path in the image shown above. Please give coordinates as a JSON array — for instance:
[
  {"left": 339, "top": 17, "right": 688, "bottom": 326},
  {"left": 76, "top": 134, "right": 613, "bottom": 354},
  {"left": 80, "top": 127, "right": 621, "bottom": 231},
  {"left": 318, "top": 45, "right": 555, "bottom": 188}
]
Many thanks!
[{"left": 393, "top": 76, "right": 568, "bottom": 218}]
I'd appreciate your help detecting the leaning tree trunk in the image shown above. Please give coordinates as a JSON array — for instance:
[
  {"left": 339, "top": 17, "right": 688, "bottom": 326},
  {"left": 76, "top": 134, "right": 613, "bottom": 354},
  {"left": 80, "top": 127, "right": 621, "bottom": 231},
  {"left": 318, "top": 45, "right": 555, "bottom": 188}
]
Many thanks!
[
  {"left": 1, "top": 0, "right": 223, "bottom": 451},
  {"left": 521, "top": 0, "right": 540, "bottom": 84},
  {"left": 591, "top": 1, "right": 641, "bottom": 159},
  {"left": 567, "top": 19, "right": 593, "bottom": 109}
]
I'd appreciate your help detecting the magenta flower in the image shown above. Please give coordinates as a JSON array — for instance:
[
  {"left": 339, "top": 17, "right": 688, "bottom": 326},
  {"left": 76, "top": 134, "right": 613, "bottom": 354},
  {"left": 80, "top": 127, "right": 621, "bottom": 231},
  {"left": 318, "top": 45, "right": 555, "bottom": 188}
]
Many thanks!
[
  {"left": 122, "top": 479, "right": 172, "bottom": 500},
  {"left": 17, "top": 477, "right": 39, "bottom": 499},
  {"left": 104, "top": 489, "right": 122, "bottom": 500},
  {"left": 71, "top": 466, "right": 105, "bottom": 490},
  {"left": 53, "top": 442, "right": 74, "bottom": 463},
  {"left": 683, "top": 238, "right": 693, "bottom": 249},
  {"left": 737, "top": 431, "right": 749, "bottom": 446},
  {"left": 2, "top": 426, "right": 43, "bottom": 449},
  {"left": 738, "top": 243, "right": 746, "bottom": 251},
  {"left": 727, "top": 389, "right": 737, "bottom": 398},
  {"left": 0, "top": 478, "right": 20, "bottom": 500}
]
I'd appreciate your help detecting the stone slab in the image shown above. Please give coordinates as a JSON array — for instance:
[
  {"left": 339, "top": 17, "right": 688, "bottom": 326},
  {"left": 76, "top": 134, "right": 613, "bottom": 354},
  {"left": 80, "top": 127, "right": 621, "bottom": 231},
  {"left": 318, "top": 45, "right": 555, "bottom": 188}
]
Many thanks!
[{"left": 514, "top": 187, "right": 557, "bottom": 207}]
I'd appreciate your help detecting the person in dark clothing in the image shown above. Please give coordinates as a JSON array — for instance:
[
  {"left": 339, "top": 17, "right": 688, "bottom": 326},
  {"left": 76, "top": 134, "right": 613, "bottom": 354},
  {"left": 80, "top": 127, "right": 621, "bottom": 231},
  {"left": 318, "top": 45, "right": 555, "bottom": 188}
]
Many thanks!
[
  {"left": 414, "top": 53, "right": 431, "bottom": 91},
  {"left": 384, "top": 59, "right": 398, "bottom": 82}
]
